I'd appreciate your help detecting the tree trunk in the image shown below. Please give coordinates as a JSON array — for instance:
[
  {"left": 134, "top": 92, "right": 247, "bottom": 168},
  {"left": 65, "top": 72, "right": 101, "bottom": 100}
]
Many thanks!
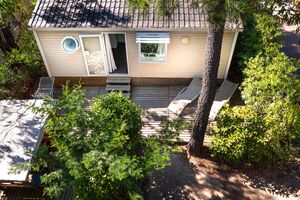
[
  {"left": 187, "top": 22, "right": 225, "bottom": 155},
  {"left": 0, "top": 26, "right": 18, "bottom": 53}
]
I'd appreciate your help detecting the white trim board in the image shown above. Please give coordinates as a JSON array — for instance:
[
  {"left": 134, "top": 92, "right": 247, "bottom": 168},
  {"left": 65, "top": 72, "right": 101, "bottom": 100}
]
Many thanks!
[
  {"left": 33, "top": 31, "right": 52, "bottom": 77},
  {"left": 123, "top": 32, "right": 130, "bottom": 76},
  {"left": 224, "top": 31, "right": 239, "bottom": 79}
]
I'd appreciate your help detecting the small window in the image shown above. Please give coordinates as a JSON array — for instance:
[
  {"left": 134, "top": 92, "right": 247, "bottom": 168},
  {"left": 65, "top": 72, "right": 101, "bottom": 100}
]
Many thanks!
[
  {"left": 61, "top": 36, "right": 79, "bottom": 54},
  {"left": 136, "top": 32, "right": 169, "bottom": 63},
  {"left": 140, "top": 43, "right": 167, "bottom": 62}
]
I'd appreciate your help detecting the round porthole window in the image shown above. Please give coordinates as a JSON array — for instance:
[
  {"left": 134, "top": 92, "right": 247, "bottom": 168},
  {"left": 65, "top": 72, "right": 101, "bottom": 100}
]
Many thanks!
[{"left": 61, "top": 36, "right": 79, "bottom": 53}]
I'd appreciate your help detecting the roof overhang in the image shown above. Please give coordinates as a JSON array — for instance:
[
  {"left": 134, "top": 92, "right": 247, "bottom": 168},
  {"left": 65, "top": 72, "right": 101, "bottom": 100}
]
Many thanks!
[{"left": 28, "top": 27, "right": 243, "bottom": 32}]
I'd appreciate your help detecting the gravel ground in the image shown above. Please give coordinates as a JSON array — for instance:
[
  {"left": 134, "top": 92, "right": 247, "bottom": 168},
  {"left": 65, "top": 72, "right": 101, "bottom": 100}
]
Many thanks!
[{"left": 145, "top": 147, "right": 300, "bottom": 200}]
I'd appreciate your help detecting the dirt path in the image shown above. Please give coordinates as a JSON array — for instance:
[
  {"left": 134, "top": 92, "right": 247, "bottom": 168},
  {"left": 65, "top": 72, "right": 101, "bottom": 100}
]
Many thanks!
[
  {"left": 145, "top": 148, "right": 300, "bottom": 200},
  {"left": 280, "top": 24, "right": 300, "bottom": 59}
]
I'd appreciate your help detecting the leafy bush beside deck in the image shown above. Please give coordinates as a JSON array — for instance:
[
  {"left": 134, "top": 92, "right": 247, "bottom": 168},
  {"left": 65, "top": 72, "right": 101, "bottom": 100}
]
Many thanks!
[
  {"left": 211, "top": 14, "right": 300, "bottom": 166},
  {"left": 32, "top": 86, "right": 180, "bottom": 200}
]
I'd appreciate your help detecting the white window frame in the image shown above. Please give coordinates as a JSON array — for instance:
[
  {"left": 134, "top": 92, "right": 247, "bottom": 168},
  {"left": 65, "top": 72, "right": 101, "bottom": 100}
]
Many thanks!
[
  {"left": 138, "top": 42, "right": 168, "bottom": 63},
  {"left": 136, "top": 32, "right": 170, "bottom": 64},
  {"left": 79, "top": 34, "right": 108, "bottom": 76},
  {"left": 61, "top": 36, "right": 80, "bottom": 54}
]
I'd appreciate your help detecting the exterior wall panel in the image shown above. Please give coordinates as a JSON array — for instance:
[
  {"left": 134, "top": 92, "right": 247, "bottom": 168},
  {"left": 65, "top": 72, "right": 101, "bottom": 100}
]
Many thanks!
[
  {"left": 37, "top": 31, "right": 87, "bottom": 77},
  {"left": 127, "top": 32, "right": 234, "bottom": 78},
  {"left": 36, "top": 31, "right": 235, "bottom": 78}
]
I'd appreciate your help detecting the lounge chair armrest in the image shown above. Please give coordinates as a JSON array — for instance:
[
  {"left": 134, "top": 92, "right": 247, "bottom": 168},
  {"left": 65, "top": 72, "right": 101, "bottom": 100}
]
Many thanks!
[
  {"left": 169, "top": 86, "right": 187, "bottom": 103},
  {"left": 191, "top": 93, "right": 199, "bottom": 102},
  {"left": 178, "top": 87, "right": 187, "bottom": 95}
]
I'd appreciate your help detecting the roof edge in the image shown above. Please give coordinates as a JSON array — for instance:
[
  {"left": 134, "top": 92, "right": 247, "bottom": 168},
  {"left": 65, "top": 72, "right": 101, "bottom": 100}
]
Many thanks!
[{"left": 28, "top": 27, "right": 243, "bottom": 32}]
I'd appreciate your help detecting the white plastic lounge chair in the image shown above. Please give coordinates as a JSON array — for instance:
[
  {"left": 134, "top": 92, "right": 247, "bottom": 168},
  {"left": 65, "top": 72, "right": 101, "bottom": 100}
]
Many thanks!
[
  {"left": 209, "top": 80, "right": 238, "bottom": 121},
  {"left": 33, "top": 77, "right": 55, "bottom": 99},
  {"left": 168, "top": 77, "right": 202, "bottom": 115}
]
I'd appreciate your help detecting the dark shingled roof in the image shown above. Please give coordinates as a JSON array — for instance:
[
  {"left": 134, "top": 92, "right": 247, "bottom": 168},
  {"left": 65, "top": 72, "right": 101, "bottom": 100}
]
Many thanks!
[{"left": 28, "top": 0, "right": 242, "bottom": 30}]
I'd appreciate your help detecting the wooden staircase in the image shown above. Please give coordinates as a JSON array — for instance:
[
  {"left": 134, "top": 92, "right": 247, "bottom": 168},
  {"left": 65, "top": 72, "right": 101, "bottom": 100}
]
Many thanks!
[{"left": 105, "top": 77, "right": 131, "bottom": 97}]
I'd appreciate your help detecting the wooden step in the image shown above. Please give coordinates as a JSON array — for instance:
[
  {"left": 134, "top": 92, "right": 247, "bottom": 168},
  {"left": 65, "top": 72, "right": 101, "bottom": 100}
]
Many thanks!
[
  {"left": 106, "top": 77, "right": 131, "bottom": 84},
  {"left": 123, "top": 93, "right": 131, "bottom": 97},
  {"left": 106, "top": 85, "right": 131, "bottom": 92}
]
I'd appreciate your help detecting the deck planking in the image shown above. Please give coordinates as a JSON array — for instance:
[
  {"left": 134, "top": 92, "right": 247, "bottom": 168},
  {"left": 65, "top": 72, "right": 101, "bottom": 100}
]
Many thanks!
[
  {"left": 0, "top": 187, "right": 47, "bottom": 200},
  {"left": 53, "top": 85, "right": 207, "bottom": 143}
]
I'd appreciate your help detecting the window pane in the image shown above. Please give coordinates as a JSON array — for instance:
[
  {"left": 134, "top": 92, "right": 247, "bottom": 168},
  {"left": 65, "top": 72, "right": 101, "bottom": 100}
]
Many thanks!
[
  {"left": 140, "top": 43, "right": 166, "bottom": 62},
  {"left": 82, "top": 37, "right": 106, "bottom": 75},
  {"left": 62, "top": 37, "right": 78, "bottom": 53}
]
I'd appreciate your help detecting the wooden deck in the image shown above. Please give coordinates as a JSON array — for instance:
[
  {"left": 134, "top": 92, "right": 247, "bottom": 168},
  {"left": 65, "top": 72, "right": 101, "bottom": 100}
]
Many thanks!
[
  {"left": 132, "top": 86, "right": 197, "bottom": 142},
  {"left": 0, "top": 187, "right": 47, "bottom": 200},
  {"left": 53, "top": 85, "right": 208, "bottom": 143}
]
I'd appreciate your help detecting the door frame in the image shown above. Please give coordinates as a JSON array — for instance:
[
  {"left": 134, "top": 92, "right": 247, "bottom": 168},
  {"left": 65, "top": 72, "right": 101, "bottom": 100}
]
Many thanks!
[
  {"left": 79, "top": 34, "right": 108, "bottom": 76},
  {"left": 103, "top": 32, "right": 130, "bottom": 77}
]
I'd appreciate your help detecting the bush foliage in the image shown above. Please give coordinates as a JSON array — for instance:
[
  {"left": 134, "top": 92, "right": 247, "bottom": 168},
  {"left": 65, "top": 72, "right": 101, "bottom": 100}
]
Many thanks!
[
  {"left": 32, "top": 86, "right": 181, "bottom": 200},
  {"left": 236, "top": 13, "right": 283, "bottom": 70},
  {"left": 0, "top": 35, "right": 44, "bottom": 99},
  {"left": 211, "top": 14, "right": 300, "bottom": 165},
  {"left": 0, "top": 0, "right": 46, "bottom": 99}
]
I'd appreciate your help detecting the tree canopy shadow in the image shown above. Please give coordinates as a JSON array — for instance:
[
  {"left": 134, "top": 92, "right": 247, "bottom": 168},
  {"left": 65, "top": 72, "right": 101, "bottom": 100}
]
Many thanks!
[
  {"left": 33, "top": 0, "right": 129, "bottom": 28},
  {"left": 145, "top": 148, "right": 282, "bottom": 200},
  {"left": 238, "top": 147, "right": 300, "bottom": 198}
]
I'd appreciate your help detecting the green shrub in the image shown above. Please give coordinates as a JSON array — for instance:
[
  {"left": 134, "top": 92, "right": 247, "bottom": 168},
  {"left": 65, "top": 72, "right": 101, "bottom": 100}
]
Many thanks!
[
  {"left": 212, "top": 102, "right": 300, "bottom": 165},
  {"left": 0, "top": 41, "right": 45, "bottom": 99},
  {"left": 242, "top": 51, "right": 300, "bottom": 107},
  {"left": 211, "top": 13, "right": 300, "bottom": 166},
  {"left": 0, "top": 0, "right": 46, "bottom": 99},
  {"left": 236, "top": 13, "right": 283, "bottom": 70},
  {"left": 32, "top": 85, "right": 180, "bottom": 200}
]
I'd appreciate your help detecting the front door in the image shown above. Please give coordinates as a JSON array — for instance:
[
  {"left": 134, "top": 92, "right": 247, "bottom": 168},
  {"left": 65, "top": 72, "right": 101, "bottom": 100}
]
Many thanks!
[{"left": 107, "top": 34, "right": 128, "bottom": 74}]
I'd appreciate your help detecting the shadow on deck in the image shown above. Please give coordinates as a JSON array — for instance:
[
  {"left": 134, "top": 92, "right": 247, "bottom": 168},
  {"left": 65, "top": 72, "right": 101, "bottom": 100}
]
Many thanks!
[
  {"left": 53, "top": 85, "right": 209, "bottom": 143},
  {"left": 0, "top": 187, "right": 48, "bottom": 200}
]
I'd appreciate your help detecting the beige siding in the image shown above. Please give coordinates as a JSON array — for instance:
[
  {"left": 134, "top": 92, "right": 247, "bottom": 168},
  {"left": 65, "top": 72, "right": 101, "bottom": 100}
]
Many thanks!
[
  {"left": 36, "top": 31, "right": 235, "bottom": 78},
  {"left": 127, "top": 32, "right": 234, "bottom": 78},
  {"left": 37, "top": 31, "right": 87, "bottom": 77}
]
